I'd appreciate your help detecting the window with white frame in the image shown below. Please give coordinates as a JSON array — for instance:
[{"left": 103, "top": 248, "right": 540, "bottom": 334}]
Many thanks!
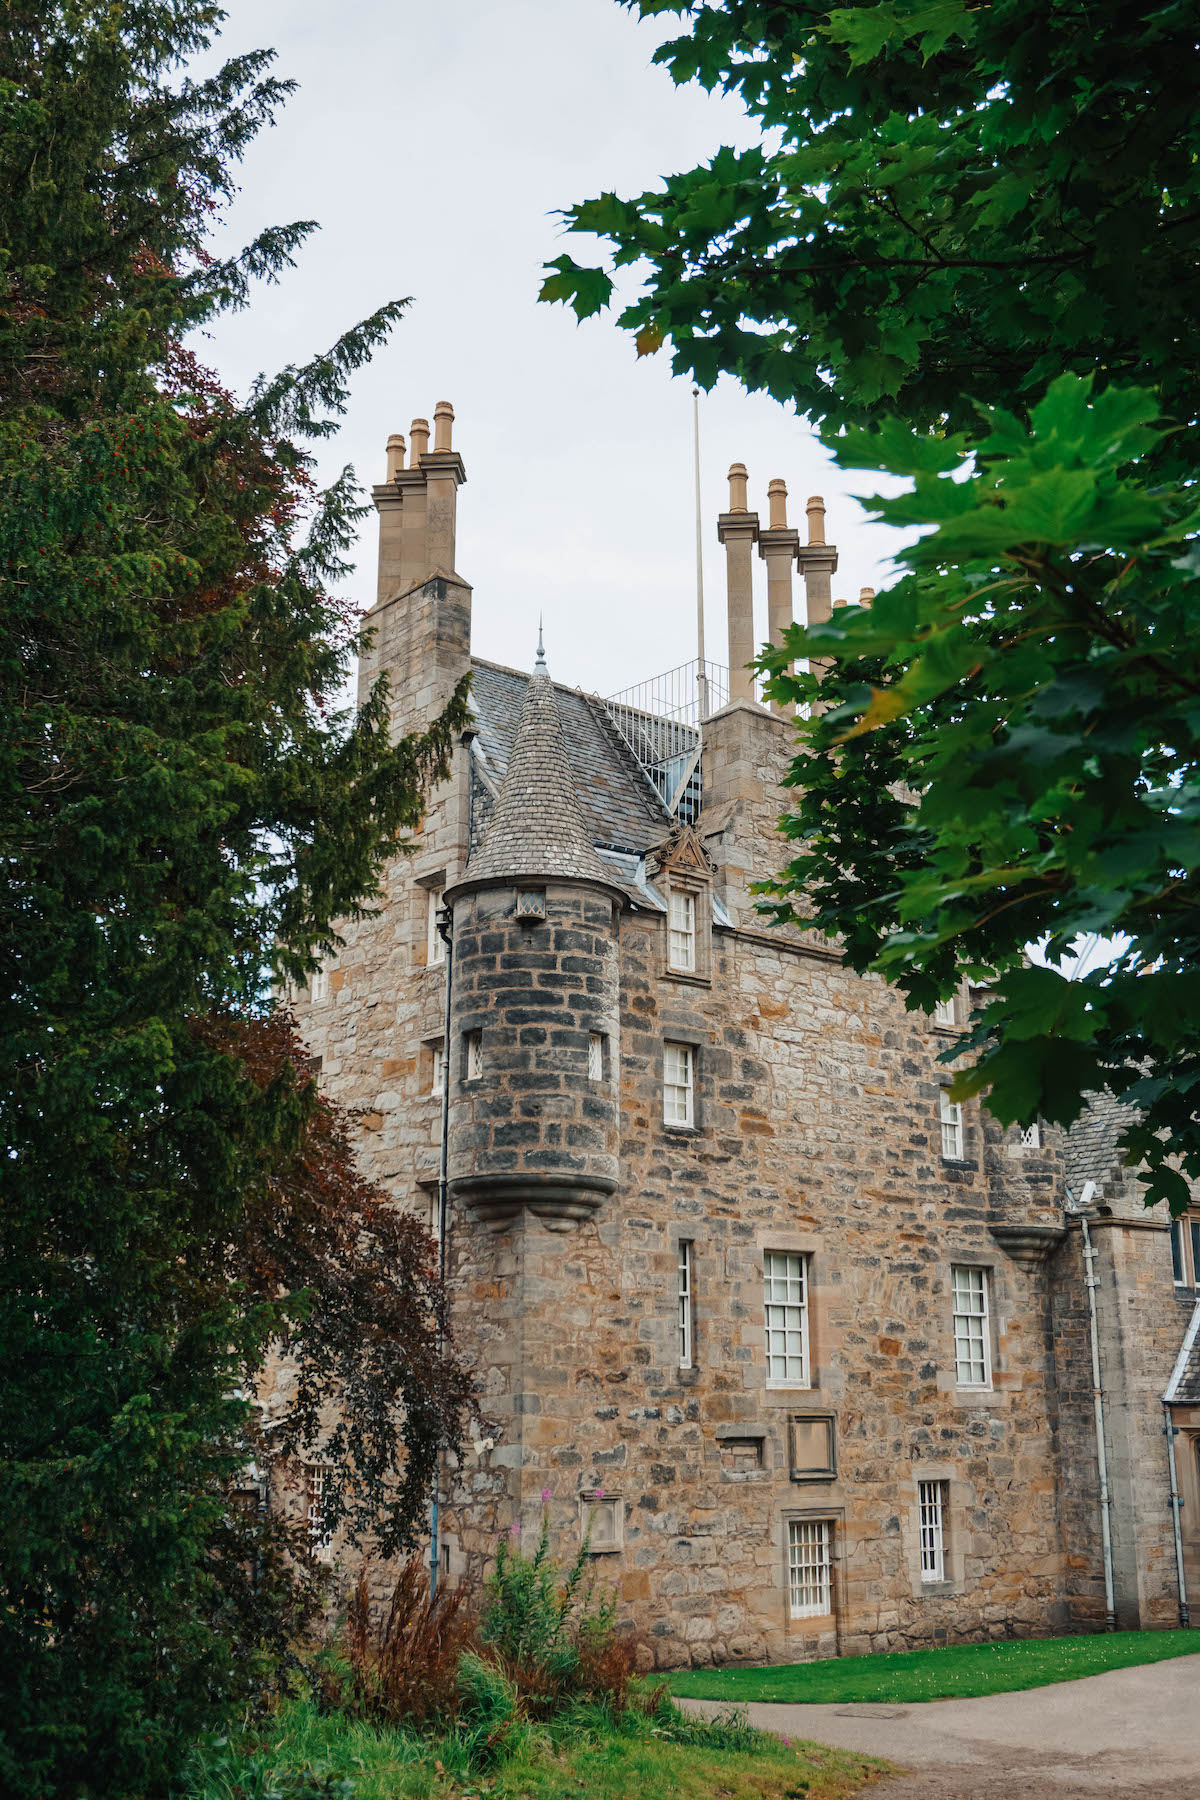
[
  {"left": 939, "top": 1089, "right": 964, "bottom": 1160},
  {"left": 764, "top": 1251, "right": 810, "bottom": 1387},
  {"left": 588, "top": 1032, "right": 605, "bottom": 1081},
  {"left": 464, "top": 1030, "right": 483, "bottom": 1081},
  {"left": 1020, "top": 1120, "right": 1041, "bottom": 1148},
  {"left": 430, "top": 1042, "right": 445, "bottom": 1096},
  {"left": 305, "top": 1464, "right": 333, "bottom": 1562},
  {"left": 310, "top": 966, "right": 329, "bottom": 1004},
  {"left": 918, "top": 1480, "right": 947, "bottom": 1582},
  {"left": 1170, "top": 1216, "right": 1200, "bottom": 1289},
  {"left": 934, "top": 996, "right": 957, "bottom": 1027},
  {"left": 668, "top": 889, "right": 697, "bottom": 973},
  {"left": 663, "top": 1041, "right": 694, "bottom": 1127},
  {"left": 426, "top": 885, "right": 446, "bottom": 966},
  {"left": 678, "top": 1240, "right": 694, "bottom": 1368},
  {"left": 951, "top": 1265, "right": 991, "bottom": 1387},
  {"left": 788, "top": 1518, "right": 832, "bottom": 1618}
]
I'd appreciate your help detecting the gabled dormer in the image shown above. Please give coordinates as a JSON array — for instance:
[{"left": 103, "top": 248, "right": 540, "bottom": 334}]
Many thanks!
[{"left": 649, "top": 823, "right": 715, "bottom": 985}]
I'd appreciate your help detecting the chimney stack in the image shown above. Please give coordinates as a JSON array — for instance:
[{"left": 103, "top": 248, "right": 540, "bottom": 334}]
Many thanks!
[
  {"left": 717, "top": 463, "right": 760, "bottom": 703},
  {"left": 757, "top": 478, "right": 799, "bottom": 717},
  {"left": 795, "top": 494, "right": 839, "bottom": 679},
  {"left": 372, "top": 401, "right": 468, "bottom": 605},
  {"left": 859, "top": 585, "right": 875, "bottom": 607}
]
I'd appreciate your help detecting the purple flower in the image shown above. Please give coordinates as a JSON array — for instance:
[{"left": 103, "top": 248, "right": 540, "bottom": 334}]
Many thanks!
[
  {"left": 592, "top": 1485, "right": 605, "bottom": 1500},
  {"left": 509, "top": 1519, "right": 522, "bottom": 1537},
  {"left": 782, "top": 1737, "right": 791, "bottom": 1747},
  {"left": 541, "top": 1487, "right": 551, "bottom": 1504}
]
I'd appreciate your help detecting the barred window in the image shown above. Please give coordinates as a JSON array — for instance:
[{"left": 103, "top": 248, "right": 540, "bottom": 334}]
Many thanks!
[
  {"left": 788, "top": 1518, "right": 832, "bottom": 1618},
  {"left": 951, "top": 1265, "right": 991, "bottom": 1387},
  {"left": 939, "top": 1089, "right": 964, "bottom": 1160},
  {"left": 678, "top": 1240, "right": 694, "bottom": 1369},
  {"left": 668, "top": 890, "right": 697, "bottom": 972},
  {"left": 464, "top": 1030, "right": 483, "bottom": 1082},
  {"left": 305, "top": 1464, "right": 333, "bottom": 1563},
  {"left": 919, "top": 1480, "right": 947, "bottom": 1582},
  {"left": 663, "top": 1042, "right": 694, "bottom": 1127},
  {"left": 764, "top": 1251, "right": 809, "bottom": 1387}
]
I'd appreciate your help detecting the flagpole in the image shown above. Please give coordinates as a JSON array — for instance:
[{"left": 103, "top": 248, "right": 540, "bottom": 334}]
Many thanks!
[{"left": 693, "top": 385, "right": 709, "bottom": 721}]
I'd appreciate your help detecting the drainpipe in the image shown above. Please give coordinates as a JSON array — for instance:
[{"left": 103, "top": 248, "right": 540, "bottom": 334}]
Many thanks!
[
  {"left": 1067, "top": 1185, "right": 1117, "bottom": 1630},
  {"left": 429, "top": 896, "right": 454, "bottom": 1598},
  {"left": 1163, "top": 1403, "right": 1190, "bottom": 1628}
]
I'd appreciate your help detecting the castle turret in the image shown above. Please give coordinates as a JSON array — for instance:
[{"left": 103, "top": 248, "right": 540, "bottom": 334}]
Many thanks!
[{"left": 444, "top": 637, "right": 624, "bottom": 1231}]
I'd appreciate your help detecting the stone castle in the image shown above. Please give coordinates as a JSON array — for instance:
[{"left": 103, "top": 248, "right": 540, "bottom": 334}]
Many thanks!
[{"left": 288, "top": 402, "right": 1200, "bottom": 1665}]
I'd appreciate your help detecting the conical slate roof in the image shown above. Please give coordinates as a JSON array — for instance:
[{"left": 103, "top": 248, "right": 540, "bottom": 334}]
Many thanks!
[{"left": 461, "top": 642, "right": 620, "bottom": 890}]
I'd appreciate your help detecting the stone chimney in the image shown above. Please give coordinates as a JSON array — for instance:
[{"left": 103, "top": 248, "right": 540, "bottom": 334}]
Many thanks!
[
  {"left": 361, "top": 402, "right": 471, "bottom": 729},
  {"left": 757, "top": 478, "right": 799, "bottom": 717},
  {"left": 795, "top": 495, "right": 839, "bottom": 683},
  {"left": 717, "top": 463, "right": 760, "bottom": 704}
]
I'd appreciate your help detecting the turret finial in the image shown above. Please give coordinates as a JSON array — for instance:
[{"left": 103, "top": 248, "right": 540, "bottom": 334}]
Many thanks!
[{"left": 535, "top": 616, "right": 547, "bottom": 673}]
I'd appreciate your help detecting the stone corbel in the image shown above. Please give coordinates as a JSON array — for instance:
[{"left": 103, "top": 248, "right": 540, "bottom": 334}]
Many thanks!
[{"left": 987, "top": 1223, "right": 1067, "bottom": 1266}]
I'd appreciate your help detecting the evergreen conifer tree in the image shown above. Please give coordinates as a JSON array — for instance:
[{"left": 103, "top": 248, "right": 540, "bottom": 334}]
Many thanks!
[{"left": 0, "top": 5, "right": 474, "bottom": 1790}]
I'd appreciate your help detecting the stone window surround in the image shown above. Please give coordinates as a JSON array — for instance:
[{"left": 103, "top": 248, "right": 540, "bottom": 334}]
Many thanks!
[
  {"left": 662, "top": 868, "right": 713, "bottom": 986},
  {"left": 938, "top": 1084, "right": 966, "bottom": 1162},
  {"left": 415, "top": 867, "right": 448, "bottom": 970},
  {"left": 782, "top": 1505, "right": 845, "bottom": 1633},
  {"left": 902, "top": 1465, "right": 967, "bottom": 1597},
  {"left": 422, "top": 1035, "right": 446, "bottom": 1098},
  {"left": 789, "top": 1409, "right": 838, "bottom": 1483},
  {"left": 580, "top": 1491, "right": 623, "bottom": 1554}
]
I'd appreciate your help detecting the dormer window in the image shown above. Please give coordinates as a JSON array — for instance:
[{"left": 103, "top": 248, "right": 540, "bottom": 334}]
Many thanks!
[{"left": 668, "top": 889, "right": 696, "bottom": 972}]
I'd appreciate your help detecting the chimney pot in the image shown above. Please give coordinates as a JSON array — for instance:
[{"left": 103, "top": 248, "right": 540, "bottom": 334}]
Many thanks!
[
  {"left": 806, "top": 495, "right": 826, "bottom": 546},
  {"left": 386, "top": 433, "right": 407, "bottom": 480},
  {"left": 859, "top": 585, "right": 876, "bottom": 607},
  {"left": 767, "top": 477, "right": 788, "bottom": 530},
  {"left": 433, "top": 400, "right": 454, "bottom": 453},
  {"left": 410, "top": 417, "right": 430, "bottom": 467},
  {"left": 727, "top": 462, "right": 749, "bottom": 513}
]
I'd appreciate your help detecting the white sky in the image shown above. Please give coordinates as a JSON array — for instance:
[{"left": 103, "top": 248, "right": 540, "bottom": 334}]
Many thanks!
[{"left": 197, "top": 0, "right": 907, "bottom": 699}]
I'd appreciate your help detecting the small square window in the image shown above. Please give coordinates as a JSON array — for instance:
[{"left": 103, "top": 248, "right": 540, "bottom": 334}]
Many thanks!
[
  {"left": 663, "top": 1041, "right": 694, "bottom": 1128},
  {"left": 464, "top": 1030, "right": 483, "bottom": 1081},
  {"left": 588, "top": 1032, "right": 606, "bottom": 1081},
  {"left": 939, "top": 1089, "right": 964, "bottom": 1160},
  {"left": 515, "top": 888, "right": 546, "bottom": 922},
  {"left": 581, "top": 1491, "right": 622, "bottom": 1553},
  {"left": 789, "top": 1414, "right": 836, "bottom": 1481},
  {"left": 668, "top": 889, "right": 697, "bottom": 972}
]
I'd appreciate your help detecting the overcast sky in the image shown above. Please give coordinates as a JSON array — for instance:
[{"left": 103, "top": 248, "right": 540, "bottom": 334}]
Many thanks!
[{"left": 197, "top": 0, "right": 907, "bottom": 701}]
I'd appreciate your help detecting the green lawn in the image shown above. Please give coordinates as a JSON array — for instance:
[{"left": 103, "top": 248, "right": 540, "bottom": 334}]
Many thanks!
[
  {"left": 668, "top": 1629, "right": 1200, "bottom": 1707},
  {"left": 184, "top": 1696, "right": 887, "bottom": 1800}
]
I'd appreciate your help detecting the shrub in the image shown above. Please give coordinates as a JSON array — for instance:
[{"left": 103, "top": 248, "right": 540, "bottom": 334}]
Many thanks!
[
  {"left": 479, "top": 1505, "right": 639, "bottom": 1717},
  {"left": 334, "top": 1558, "right": 477, "bottom": 1728}
]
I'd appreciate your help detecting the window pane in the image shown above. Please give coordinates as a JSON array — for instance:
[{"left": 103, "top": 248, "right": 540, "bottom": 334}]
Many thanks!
[
  {"left": 465, "top": 1031, "right": 482, "bottom": 1080},
  {"left": 427, "top": 886, "right": 445, "bottom": 964},
  {"left": 939, "top": 1090, "right": 963, "bottom": 1159},
  {"left": 764, "top": 1252, "right": 808, "bottom": 1385},
  {"left": 678, "top": 1241, "right": 693, "bottom": 1367},
  {"left": 951, "top": 1266, "right": 990, "bottom": 1386},
  {"left": 1191, "top": 1221, "right": 1200, "bottom": 1291},
  {"left": 1171, "top": 1220, "right": 1186, "bottom": 1285},
  {"left": 663, "top": 1043, "right": 693, "bottom": 1125},
  {"left": 788, "top": 1518, "right": 831, "bottom": 1618},
  {"left": 588, "top": 1033, "right": 604, "bottom": 1080},
  {"left": 669, "top": 890, "right": 696, "bottom": 971}
]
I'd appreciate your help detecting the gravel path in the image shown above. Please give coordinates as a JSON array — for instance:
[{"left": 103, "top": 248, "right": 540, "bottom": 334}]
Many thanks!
[{"left": 678, "top": 1653, "right": 1200, "bottom": 1798}]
